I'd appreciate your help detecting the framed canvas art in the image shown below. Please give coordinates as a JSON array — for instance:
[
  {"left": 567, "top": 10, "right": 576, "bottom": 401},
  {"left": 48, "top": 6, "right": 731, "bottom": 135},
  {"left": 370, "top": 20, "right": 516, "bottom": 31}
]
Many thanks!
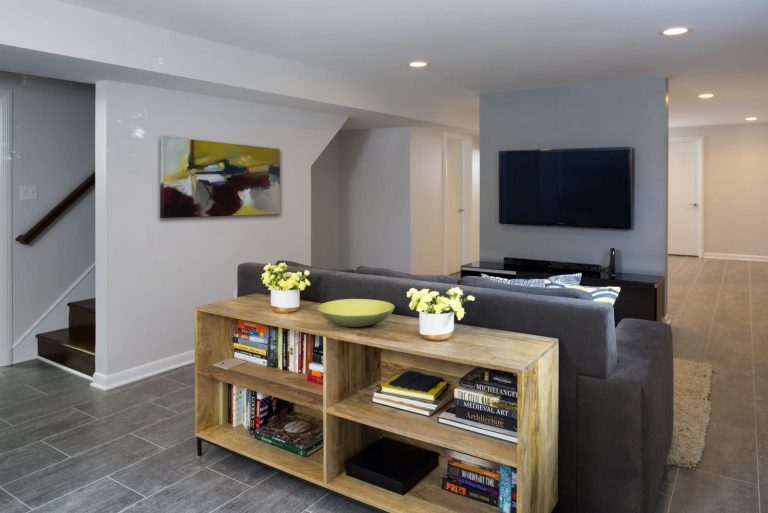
[{"left": 160, "top": 137, "right": 281, "bottom": 217}]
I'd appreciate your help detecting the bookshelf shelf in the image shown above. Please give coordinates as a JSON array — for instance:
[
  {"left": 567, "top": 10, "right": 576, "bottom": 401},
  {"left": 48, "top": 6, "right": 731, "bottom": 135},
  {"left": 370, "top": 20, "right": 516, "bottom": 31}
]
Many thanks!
[
  {"left": 199, "top": 363, "right": 323, "bottom": 410},
  {"left": 195, "top": 294, "right": 558, "bottom": 513},
  {"left": 326, "top": 382, "right": 519, "bottom": 467}
]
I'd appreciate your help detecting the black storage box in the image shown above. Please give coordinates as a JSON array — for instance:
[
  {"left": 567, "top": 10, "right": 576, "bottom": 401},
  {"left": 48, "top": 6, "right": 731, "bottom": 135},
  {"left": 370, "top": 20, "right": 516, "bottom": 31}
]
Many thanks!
[{"left": 345, "top": 437, "right": 439, "bottom": 494}]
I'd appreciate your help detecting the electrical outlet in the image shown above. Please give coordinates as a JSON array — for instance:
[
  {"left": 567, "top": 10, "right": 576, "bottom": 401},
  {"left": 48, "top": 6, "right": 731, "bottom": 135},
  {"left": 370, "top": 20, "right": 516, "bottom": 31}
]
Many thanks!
[{"left": 19, "top": 185, "right": 37, "bottom": 201}]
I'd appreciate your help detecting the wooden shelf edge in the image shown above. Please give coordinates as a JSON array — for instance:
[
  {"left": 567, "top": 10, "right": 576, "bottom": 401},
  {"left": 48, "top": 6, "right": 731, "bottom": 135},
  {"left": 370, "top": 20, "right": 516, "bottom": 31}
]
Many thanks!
[{"left": 199, "top": 363, "right": 323, "bottom": 410}]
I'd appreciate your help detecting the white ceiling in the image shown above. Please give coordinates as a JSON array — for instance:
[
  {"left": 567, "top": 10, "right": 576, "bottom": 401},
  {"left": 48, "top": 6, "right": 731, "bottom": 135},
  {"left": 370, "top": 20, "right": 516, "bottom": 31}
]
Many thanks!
[{"left": 57, "top": 0, "right": 768, "bottom": 127}]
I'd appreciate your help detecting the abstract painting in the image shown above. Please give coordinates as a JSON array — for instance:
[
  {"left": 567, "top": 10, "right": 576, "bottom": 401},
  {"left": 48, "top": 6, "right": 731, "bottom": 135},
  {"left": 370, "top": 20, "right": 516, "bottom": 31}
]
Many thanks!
[{"left": 160, "top": 137, "right": 281, "bottom": 218}]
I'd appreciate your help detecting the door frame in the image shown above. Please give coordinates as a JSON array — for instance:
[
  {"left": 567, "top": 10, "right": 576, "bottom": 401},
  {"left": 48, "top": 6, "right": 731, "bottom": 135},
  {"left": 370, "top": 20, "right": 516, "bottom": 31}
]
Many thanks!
[
  {"left": 668, "top": 136, "right": 705, "bottom": 257},
  {"left": 442, "top": 132, "right": 473, "bottom": 274},
  {"left": 1, "top": 89, "right": 12, "bottom": 366}
]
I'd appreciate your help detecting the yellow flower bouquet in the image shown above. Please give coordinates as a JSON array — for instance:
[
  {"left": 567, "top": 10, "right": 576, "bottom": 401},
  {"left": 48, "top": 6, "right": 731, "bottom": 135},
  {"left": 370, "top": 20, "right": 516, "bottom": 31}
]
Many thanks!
[
  {"left": 406, "top": 287, "right": 475, "bottom": 320},
  {"left": 261, "top": 262, "right": 311, "bottom": 291}
]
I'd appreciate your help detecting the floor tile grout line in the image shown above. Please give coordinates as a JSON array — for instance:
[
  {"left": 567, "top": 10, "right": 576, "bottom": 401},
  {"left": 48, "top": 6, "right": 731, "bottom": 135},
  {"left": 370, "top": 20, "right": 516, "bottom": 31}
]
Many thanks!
[
  {"left": 670, "top": 257, "right": 706, "bottom": 324},
  {"left": 666, "top": 466, "right": 678, "bottom": 513},
  {"left": 702, "top": 260, "right": 728, "bottom": 359},
  {"left": 107, "top": 475, "right": 147, "bottom": 498},
  {"left": 693, "top": 467, "right": 760, "bottom": 486},
  {"left": 22, "top": 383, "right": 51, "bottom": 396},
  {"left": 128, "top": 433, "right": 167, "bottom": 451},
  {"left": 147, "top": 401, "right": 186, "bottom": 415},
  {"left": 10, "top": 475, "right": 109, "bottom": 512},
  {"left": 302, "top": 492, "right": 331, "bottom": 513},
  {"left": 0, "top": 484, "right": 33, "bottom": 511},
  {"left": 40, "top": 439, "right": 74, "bottom": 458},
  {"left": 205, "top": 466, "right": 257, "bottom": 488},
  {"left": 208, "top": 472, "right": 278, "bottom": 513},
  {"left": 749, "top": 262, "right": 763, "bottom": 513}
]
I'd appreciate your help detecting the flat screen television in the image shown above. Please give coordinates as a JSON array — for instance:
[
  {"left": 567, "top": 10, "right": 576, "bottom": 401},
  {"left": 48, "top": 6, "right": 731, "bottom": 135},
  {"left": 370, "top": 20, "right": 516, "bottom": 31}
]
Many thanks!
[{"left": 499, "top": 147, "right": 633, "bottom": 229}]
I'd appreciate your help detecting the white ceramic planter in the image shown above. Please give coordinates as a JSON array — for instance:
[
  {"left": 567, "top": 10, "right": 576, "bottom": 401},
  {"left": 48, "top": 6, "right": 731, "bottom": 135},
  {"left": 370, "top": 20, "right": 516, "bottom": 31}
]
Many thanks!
[
  {"left": 271, "top": 289, "right": 300, "bottom": 313},
  {"left": 419, "top": 312, "right": 455, "bottom": 341}
]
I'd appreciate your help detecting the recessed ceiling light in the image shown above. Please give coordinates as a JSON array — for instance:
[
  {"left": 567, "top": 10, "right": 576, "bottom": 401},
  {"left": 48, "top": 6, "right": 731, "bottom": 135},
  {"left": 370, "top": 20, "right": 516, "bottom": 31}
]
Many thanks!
[
  {"left": 698, "top": 93, "right": 714, "bottom": 99},
  {"left": 408, "top": 61, "right": 429, "bottom": 69},
  {"left": 661, "top": 26, "right": 690, "bottom": 36},
  {"left": 745, "top": 116, "right": 758, "bottom": 122}
]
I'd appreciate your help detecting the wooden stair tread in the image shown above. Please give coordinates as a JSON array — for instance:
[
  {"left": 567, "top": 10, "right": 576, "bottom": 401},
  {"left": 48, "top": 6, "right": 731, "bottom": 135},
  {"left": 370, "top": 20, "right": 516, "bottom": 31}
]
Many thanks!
[
  {"left": 67, "top": 298, "right": 95, "bottom": 312},
  {"left": 37, "top": 328, "right": 95, "bottom": 354}
]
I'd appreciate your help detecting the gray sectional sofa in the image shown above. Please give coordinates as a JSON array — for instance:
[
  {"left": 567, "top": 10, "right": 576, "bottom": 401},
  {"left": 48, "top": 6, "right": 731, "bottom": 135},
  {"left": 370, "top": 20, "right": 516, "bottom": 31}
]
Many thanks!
[{"left": 237, "top": 262, "right": 673, "bottom": 513}]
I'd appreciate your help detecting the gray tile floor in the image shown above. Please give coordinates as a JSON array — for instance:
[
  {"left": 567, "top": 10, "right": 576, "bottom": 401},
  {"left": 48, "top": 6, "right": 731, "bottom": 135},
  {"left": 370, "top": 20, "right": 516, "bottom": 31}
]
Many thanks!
[
  {"left": 1, "top": 257, "right": 765, "bottom": 512},
  {"left": 0, "top": 364, "right": 377, "bottom": 512}
]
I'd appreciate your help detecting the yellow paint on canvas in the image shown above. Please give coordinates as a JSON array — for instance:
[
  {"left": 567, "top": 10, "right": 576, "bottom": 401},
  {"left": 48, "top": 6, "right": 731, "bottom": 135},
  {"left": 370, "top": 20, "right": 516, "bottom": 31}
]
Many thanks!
[
  {"left": 234, "top": 204, "right": 271, "bottom": 216},
  {"left": 192, "top": 140, "right": 279, "bottom": 168}
]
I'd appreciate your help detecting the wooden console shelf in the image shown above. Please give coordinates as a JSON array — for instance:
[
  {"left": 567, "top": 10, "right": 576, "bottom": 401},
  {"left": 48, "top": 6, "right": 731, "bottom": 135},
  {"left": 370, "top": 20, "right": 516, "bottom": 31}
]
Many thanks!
[{"left": 195, "top": 294, "right": 559, "bottom": 513}]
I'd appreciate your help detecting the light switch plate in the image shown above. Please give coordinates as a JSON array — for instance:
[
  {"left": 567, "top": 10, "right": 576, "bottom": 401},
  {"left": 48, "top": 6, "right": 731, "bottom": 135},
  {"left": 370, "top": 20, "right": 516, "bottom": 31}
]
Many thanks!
[{"left": 19, "top": 185, "right": 37, "bottom": 201}]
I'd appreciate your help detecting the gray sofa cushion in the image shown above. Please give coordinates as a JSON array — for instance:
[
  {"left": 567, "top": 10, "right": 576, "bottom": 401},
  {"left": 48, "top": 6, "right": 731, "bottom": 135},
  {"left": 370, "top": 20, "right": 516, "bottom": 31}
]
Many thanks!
[
  {"left": 461, "top": 275, "right": 593, "bottom": 300},
  {"left": 356, "top": 266, "right": 460, "bottom": 285}
]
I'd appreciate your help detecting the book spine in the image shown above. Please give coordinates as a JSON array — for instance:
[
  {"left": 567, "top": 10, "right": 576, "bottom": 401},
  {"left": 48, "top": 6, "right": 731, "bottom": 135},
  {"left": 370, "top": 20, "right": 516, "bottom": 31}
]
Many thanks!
[
  {"left": 447, "top": 463, "right": 499, "bottom": 488},
  {"left": 499, "top": 464, "right": 517, "bottom": 513},
  {"left": 307, "top": 374, "right": 323, "bottom": 385},
  {"left": 253, "top": 433, "right": 318, "bottom": 457},
  {"left": 441, "top": 478, "right": 499, "bottom": 507},
  {"left": 483, "top": 369, "right": 517, "bottom": 387},
  {"left": 454, "top": 388, "right": 516, "bottom": 409},
  {"left": 446, "top": 459, "right": 501, "bottom": 479},
  {"left": 446, "top": 474, "right": 499, "bottom": 496},
  {"left": 444, "top": 450, "right": 499, "bottom": 473},
  {"left": 233, "top": 343, "right": 268, "bottom": 356},
  {"left": 233, "top": 351, "right": 268, "bottom": 365},
  {"left": 453, "top": 399, "right": 516, "bottom": 419},
  {"left": 267, "top": 327, "right": 277, "bottom": 367},
  {"left": 459, "top": 378, "right": 517, "bottom": 399},
  {"left": 454, "top": 406, "right": 518, "bottom": 431}
]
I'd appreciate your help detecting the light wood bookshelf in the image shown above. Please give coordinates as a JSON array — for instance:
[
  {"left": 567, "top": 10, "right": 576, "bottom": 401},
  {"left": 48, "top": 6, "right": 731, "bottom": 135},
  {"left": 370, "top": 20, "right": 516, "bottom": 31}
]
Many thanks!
[{"left": 195, "top": 294, "right": 559, "bottom": 513}]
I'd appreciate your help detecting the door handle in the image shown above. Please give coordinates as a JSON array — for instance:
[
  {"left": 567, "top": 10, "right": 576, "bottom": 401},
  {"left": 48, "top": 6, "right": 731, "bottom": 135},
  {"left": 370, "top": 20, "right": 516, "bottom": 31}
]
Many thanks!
[
  {"left": 458, "top": 208, "right": 465, "bottom": 213},
  {"left": 688, "top": 202, "right": 699, "bottom": 207}
]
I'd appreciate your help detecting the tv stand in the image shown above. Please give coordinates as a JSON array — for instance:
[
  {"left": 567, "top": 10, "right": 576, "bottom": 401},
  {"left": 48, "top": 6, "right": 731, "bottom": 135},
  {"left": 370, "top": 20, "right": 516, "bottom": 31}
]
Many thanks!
[{"left": 461, "top": 260, "right": 665, "bottom": 323}]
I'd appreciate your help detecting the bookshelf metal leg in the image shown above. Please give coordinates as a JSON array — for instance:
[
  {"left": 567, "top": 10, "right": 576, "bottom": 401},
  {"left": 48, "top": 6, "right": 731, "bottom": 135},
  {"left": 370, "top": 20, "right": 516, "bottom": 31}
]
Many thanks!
[{"left": 196, "top": 437, "right": 202, "bottom": 457}]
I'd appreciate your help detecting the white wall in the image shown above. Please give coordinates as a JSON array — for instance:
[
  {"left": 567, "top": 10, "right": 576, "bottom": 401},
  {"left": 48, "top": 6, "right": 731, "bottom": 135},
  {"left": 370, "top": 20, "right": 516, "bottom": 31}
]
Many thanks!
[
  {"left": 479, "top": 78, "right": 669, "bottom": 276},
  {"left": 671, "top": 123, "right": 768, "bottom": 260},
  {"left": 410, "top": 128, "right": 445, "bottom": 274},
  {"left": 311, "top": 132, "right": 342, "bottom": 268},
  {"left": 94, "top": 81, "right": 345, "bottom": 387},
  {"left": 337, "top": 128, "right": 412, "bottom": 272},
  {"left": 0, "top": 72, "right": 95, "bottom": 363}
]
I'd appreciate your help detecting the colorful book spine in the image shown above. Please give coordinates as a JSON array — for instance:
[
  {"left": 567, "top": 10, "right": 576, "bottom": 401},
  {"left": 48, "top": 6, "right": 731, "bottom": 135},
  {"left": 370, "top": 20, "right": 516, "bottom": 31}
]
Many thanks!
[
  {"left": 444, "top": 474, "right": 499, "bottom": 496},
  {"left": 267, "top": 327, "right": 278, "bottom": 367},
  {"left": 498, "top": 464, "right": 517, "bottom": 513},
  {"left": 233, "top": 351, "right": 268, "bottom": 365},
  {"left": 233, "top": 343, "right": 268, "bottom": 356},
  {"left": 441, "top": 478, "right": 499, "bottom": 507},
  {"left": 454, "top": 406, "right": 518, "bottom": 431},
  {"left": 459, "top": 377, "right": 517, "bottom": 399},
  {"left": 454, "top": 388, "right": 517, "bottom": 409},
  {"left": 447, "top": 459, "right": 500, "bottom": 479},
  {"left": 252, "top": 433, "right": 322, "bottom": 457},
  {"left": 447, "top": 463, "right": 499, "bottom": 488}
]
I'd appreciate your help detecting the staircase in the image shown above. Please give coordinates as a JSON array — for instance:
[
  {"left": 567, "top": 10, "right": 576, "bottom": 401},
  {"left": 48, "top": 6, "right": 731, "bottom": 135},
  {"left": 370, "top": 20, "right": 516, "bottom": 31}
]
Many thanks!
[{"left": 37, "top": 298, "right": 95, "bottom": 375}]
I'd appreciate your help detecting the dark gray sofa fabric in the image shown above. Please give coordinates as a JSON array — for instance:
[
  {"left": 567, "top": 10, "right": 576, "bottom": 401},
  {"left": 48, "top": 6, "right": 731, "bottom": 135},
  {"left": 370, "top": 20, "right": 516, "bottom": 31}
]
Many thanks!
[
  {"left": 460, "top": 275, "right": 593, "bottom": 300},
  {"left": 236, "top": 262, "right": 672, "bottom": 513},
  {"left": 356, "top": 266, "right": 460, "bottom": 285}
]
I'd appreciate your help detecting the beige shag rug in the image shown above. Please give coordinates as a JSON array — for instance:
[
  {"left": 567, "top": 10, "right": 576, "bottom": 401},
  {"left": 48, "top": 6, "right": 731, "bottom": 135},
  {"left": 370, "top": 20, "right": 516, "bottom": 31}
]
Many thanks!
[{"left": 666, "top": 358, "right": 713, "bottom": 468}]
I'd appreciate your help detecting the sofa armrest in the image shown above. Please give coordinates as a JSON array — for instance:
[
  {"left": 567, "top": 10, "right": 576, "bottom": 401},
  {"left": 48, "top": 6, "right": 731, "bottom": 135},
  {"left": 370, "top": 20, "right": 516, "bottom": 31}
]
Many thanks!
[{"left": 576, "top": 319, "right": 673, "bottom": 513}]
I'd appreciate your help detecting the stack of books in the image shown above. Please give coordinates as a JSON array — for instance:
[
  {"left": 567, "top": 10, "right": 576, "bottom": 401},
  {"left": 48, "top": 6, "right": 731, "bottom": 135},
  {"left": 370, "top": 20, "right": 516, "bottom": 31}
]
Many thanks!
[
  {"left": 371, "top": 370, "right": 451, "bottom": 416},
  {"left": 441, "top": 450, "right": 517, "bottom": 512},
  {"left": 437, "top": 368, "right": 518, "bottom": 442},
  {"left": 233, "top": 320, "right": 324, "bottom": 377},
  {"left": 227, "top": 384, "right": 292, "bottom": 432},
  {"left": 252, "top": 411, "right": 323, "bottom": 457}
]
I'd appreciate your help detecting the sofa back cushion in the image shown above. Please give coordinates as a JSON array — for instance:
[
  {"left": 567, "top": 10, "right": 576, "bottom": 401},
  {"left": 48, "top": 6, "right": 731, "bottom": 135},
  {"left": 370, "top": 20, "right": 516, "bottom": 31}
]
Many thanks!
[
  {"left": 356, "top": 266, "right": 460, "bottom": 285},
  {"left": 460, "top": 275, "right": 593, "bottom": 300}
]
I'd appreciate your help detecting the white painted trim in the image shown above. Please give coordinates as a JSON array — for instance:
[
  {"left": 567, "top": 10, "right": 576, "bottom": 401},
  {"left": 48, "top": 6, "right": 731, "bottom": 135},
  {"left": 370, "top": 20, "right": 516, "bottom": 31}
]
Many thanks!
[
  {"left": 669, "top": 136, "right": 705, "bottom": 258},
  {"left": 37, "top": 356, "right": 93, "bottom": 381},
  {"left": 91, "top": 350, "right": 194, "bottom": 390},
  {"left": 12, "top": 263, "right": 95, "bottom": 349},
  {"left": 442, "top": 132, "right": 473, "bottom": 275},
  {"left": 704, "top": 252, "right": 768, "bottom": 262},
  {"left": 0, "top": 89, "right": 12, "bottom": 366}
]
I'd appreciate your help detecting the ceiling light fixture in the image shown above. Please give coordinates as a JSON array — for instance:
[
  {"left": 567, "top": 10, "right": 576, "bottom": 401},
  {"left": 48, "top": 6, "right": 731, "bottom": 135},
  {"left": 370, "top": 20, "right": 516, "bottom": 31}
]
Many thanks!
[
  {"left": 661, "top": 26, "right": 690, "bottom": 36},
  {"left": 408, "top": 61, "right": 429, "bottom": 69},
  {"left": 745, "top": 116, "right": 758, "bottom": 122},
  {"left": 698, "top": 93, "right": 714, "bottom": 99}
]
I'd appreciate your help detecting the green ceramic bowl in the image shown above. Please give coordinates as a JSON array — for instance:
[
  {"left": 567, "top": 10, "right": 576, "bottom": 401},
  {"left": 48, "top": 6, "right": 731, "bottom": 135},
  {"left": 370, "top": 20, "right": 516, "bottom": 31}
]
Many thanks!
[{"left": 318, "top": 299, "right": 395, "bottom": 328}]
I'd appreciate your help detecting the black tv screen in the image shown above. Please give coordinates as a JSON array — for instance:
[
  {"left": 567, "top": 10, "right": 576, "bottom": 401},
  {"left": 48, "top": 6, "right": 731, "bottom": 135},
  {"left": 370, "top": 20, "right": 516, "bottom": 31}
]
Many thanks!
[{"left": 499, "top": 147, "right": 633, "bottom": 229}]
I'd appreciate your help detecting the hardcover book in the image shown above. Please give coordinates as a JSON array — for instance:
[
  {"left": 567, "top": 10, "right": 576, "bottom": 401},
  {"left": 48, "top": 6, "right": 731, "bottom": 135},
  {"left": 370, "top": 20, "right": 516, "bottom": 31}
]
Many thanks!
[
  {"left": 441, "top": 477, "right": 499, "bottom": 507},
  {"left": 253, "top": 412, "right": 322, "bottom": 454},
  {"left": 459, "top": 367, "right": 518, "bottom": 399},
  {"left": 380, "top": 371, "right": 447, "bottom": 401},
  {"left": 437, "top": 408, "right": 518, "bottom": 442}
]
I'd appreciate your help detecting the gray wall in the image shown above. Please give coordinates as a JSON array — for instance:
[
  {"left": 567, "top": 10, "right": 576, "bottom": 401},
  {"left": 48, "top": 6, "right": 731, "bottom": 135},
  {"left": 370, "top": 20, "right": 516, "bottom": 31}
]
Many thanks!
[
  {"left": 1, "top": 72, "right": 95, "bottom": 362},
  {"left": 311, "top": 132, "right": 343, "bottom": 268},
  {"left": 479, "top": 78, "right": 668, "bottom": 275},
  {"left": 338, "top": 128, "right": 412, "bottom": 271}
]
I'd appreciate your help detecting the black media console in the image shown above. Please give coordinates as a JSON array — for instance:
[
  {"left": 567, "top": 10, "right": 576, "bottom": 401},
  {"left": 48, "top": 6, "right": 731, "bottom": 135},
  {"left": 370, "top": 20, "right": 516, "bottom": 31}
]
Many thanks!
[{"left": 460, "top": 258, "right": 665, "bottom": 323}]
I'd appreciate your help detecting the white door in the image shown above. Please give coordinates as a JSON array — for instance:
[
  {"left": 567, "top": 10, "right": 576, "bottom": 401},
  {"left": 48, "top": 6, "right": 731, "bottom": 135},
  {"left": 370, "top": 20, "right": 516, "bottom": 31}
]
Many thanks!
[
  {"left": 668, "top": 138, "right": 703, "bottom": 256},
  {"left": 444, "top": 138, "right": 463, "bottom": 274}
]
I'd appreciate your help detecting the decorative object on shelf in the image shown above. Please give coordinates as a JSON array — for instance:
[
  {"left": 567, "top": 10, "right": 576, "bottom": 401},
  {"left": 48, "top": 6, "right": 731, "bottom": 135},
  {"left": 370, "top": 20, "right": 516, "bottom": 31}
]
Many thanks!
[
  {"left": 160, "top": 137, "right": 281, "bottom": 218},
  {"left": 406, "top": 287, "right": 475, "bottom": 341},
  {"left": 318, "top": 298, "right": 394, "bottom": 328},
  {"left": 261, "top": 262, "right": 311, "bottom": 313}
]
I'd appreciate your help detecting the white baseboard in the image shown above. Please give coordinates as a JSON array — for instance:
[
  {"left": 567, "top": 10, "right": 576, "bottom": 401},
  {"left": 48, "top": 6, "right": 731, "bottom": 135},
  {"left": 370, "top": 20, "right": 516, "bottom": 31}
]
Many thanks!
[
  {"left": 704, "top": 252, "right": 768, "bottom": 262},
  {"left": 91, "top": 350, "right": 194, "bottom": 390},
  {"left": 37, "top": 356, "right": 93, "bottom": 381}
]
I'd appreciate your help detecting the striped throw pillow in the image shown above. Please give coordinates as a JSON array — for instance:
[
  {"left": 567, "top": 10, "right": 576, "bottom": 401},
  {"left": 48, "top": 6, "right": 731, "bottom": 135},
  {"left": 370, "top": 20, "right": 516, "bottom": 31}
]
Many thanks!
[
  {"left": 561, "top": 285, "right": 621, "bottom": 305},
  {"left": 480, "top": 274, "right": 549, "bottom": 288},
  {"left": 548, "top": 273, "right": 582, "bottom": 285}
]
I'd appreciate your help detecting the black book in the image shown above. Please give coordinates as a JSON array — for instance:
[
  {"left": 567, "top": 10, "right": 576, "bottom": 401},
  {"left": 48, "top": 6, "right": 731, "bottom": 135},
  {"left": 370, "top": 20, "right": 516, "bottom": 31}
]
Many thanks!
[
  {"left": 460, "top": 367, "right": 518, "bottom": 399},
  {"left": 454, "top": 406, "right": 518, "bottom": 431},
  {"left": 346, "top": 438, "right": 439, "bottom": 495},
  {"left": 483, "top": 369, "right": 517, "bottom": 387},
  {"left": 453, "top": 398, "right": 516, "bottom": 419}
]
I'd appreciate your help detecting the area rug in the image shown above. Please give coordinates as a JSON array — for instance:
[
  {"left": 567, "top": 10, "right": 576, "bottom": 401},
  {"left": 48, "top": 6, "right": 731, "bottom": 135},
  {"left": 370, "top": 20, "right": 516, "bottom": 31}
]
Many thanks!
[{"left": 666, "top": 358, "right": 713, "bottom": 468}]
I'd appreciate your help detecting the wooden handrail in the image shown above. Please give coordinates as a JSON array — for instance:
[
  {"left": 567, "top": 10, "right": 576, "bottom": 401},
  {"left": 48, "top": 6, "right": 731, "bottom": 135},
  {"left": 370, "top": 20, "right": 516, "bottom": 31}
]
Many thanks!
[{"left": 16, "top": 172, "right": 95, "bottom": 246}]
